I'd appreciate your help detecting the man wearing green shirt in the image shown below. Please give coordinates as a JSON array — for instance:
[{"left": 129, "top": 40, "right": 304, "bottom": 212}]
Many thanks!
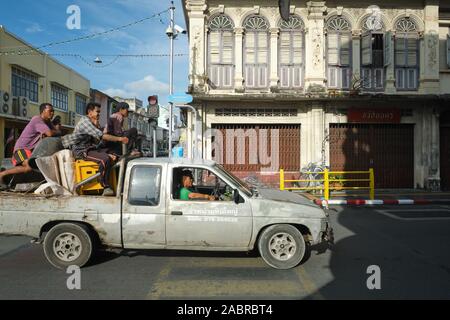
[{"left": 179, "top": 170, "right": 215, "bottom": 201}]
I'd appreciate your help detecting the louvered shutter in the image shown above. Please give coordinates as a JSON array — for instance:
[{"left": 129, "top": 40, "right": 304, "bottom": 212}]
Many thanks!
[
  {"left": 293, "top": 33, "right": 303, "bottom": 65},
  {"left": 328, "top": 33, "right": 339, "bottom": 65},
  {"left": 293, "top": 67, "right": 302, "bottom": 87},
  {"left": 395, "top": 36, "right": 407, "bottom": 66},
  {"left": 257, "top": 32, "right": 268, "bottom": 64},
  {"left": 362, "top": 31, "right": 373, "bottom": 66},
  {"left": 222, "top": 31, "right": 233, "bottom": 65},
  {"left": 340, "top": 33, "right": 351, "bottom": 66},
  {"left": 280, "top": 33, "right": 291, "bottom": 64},
  {"left": 209, "top": 32, "right": 220, "bottom": 64},
  {"left": 374, "top": 69, "right": 384, "bottom": 89},
  {"left": 328, "top": 67, "right": 338, "bottom": 88},
  {"left": 246, "top": 32, "right": 256, "bottom": 64},
  {"left": 257, "top": 32, "right": 268, "bottom": 87},
  {"left": 407, "top": 34, "right": 418, "bottom": 67},
  {"left": 396, "top": 68, "right": 405, "bottom": 89},
  {"left": 407, "top": 68, "right": 417, "bottom": 90},
  {"left": 280, "top": 66, "right": 289, "bottom": 87},
  {"left": 362, "top": 68, "right": 372, "bottom": 88}
]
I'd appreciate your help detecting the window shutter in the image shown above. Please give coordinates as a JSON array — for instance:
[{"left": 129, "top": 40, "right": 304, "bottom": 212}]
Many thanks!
[
  {"left": 260, "top": 66, "right": 268, "bottom": 87},
  {"left": 407, "top": 34, "right": 418, "bottom": 67},
  {"left": 223, "top": 66, "right": 232, "bottom": 87},
  {"left": 396, "top": 69, "right": 405, "bottom": 89},
  {"left": 384, "top": 32, "right": 392, "bottom": 67},
  {"left": 340, "top": 34, "right": 351, "bottom": 66},
  {"left": 374, "top": 69, "right": 384, "bottom": 89},
  {"left": 341, "top": 68, "right": 350, "bottom": 88},
  {"left": 361, "top": 31, "right": 373, "bottom": 66},
  {"left": 395, "top": 36, "right": 407, "bottom": 66},
  {"left": 447, "top": 34, "right": 450, "bottom": 68},
  {"left": 245, "top": 66, "right": 254, "bottom": 87},
  {"left": 280, "top": 66, "right": 289, "bottom": 87},
  {"left": 257, "top": 32, "right": 268, "bottom": 64},
  {"left": 293, "top": 66, "right": 302, "bottom": 87},
  {"left": 245, "top": 32, "right": 256, "bottom": 64},
  {"left": 407, "top": 68, "right": 417, "bottom": 90},
  {"left": 280, "top": 33, "right": 291, "bottom": 64},
  {"left": 328, "top": 67, "right": 338, "bottom": 87},
  {"left": 362, "top": 68, "right": 372, "bottom": 88},
  {"left": 222, "top": 31, "right": 233, "bottom": 65},
  {"left": 328, "top": 33, "right": 339, "bottom": 65},
  {"left": 209, "top": 32, "right": 220, "bottom": 64},
  {"left": 293, "top": 33, "right": 303, "bottom": 65}
]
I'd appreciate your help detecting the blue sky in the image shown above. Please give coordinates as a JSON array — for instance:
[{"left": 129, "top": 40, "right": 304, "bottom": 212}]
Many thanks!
[{"left": 0, "top": 0, "right": 189, "bottom": 123}]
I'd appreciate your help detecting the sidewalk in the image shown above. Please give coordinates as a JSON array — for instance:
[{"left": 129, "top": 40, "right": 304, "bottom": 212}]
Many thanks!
[{"left": 298, "top": 189, "right": 450, "bottom": 206}]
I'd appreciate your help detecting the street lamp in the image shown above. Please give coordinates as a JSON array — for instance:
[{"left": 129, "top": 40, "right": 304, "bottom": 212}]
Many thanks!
[
  {"left": 166, "top": 1, "right": 186, "bottom": 158},
  {"left": 167, "top": 1, "right": 175, "bottom": 158}
]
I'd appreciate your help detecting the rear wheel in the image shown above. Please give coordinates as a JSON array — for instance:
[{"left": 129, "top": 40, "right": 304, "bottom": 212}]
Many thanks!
[
  {"left": 43, "top": 223, "right": 94, "bottom": 269},
  {"left": 258, "top": 224, "right": 306, "bottom": 269}
]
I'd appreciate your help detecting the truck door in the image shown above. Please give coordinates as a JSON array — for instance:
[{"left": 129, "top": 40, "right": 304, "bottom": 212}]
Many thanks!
[
  {"left": 121, "top": 164, "right": 166, "bottom": 248},
  {"left": 166, "top": 166, "right": 253, "bottom": 248}
]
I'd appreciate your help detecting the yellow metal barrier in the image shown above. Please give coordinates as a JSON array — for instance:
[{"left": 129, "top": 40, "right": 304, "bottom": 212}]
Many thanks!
[{"left": 279, "top": 168, "right": 375, "bottom": 200}]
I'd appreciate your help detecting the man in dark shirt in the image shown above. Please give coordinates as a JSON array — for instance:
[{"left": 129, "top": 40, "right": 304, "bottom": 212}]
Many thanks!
[
  {"left": 104, "top": 102, "right": 140, "bottom": 156},
  {"left": 62, "top": 102, "right": 128, "bottom": 196}
]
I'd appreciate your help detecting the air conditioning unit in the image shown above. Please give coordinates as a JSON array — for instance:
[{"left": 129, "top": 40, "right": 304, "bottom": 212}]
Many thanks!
[
  {"left": 68, "top": 111, "right": 76, "bottom": 126},
  {"left": 14, "top": 96, "right": 29, "bottom": 118},
  {"left": 0, "top": 91, "right": 13, "bottom": 115}
]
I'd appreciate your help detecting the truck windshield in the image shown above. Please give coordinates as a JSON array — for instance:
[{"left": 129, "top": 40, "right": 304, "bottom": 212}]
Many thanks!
[{"left": 214, "top": 164, "right": 253, "bottom": 197}]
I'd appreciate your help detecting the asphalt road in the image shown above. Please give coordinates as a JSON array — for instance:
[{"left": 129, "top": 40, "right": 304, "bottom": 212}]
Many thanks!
[{"left": 1, "top": 204, "right": 450, "bottom": 300}]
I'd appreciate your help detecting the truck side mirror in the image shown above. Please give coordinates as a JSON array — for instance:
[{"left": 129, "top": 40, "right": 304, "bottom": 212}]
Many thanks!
[{"left": 233, "top": 189, "right": 240, "bottom": 204}]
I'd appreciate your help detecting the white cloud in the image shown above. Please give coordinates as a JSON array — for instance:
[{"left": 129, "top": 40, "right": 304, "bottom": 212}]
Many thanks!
[
  {"left": 102, "top": 88, "right": 129, "bottom": 98},
  {"left": 103, "top": 75, "right": 169, "bottom": 101},
  {"left": 26, "top": 23, "right": 43, "bottom": 33}
]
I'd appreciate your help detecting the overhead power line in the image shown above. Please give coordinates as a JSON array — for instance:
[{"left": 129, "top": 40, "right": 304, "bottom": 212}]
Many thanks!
[{"left": 0, "top": 8, "right": 170, "bottom": 56}]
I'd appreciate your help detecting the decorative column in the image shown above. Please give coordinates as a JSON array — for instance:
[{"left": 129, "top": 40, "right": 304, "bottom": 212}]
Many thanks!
[
  {"left": 234, "top": 27, "right": 245, "bottom": 92},
  {"left": 186, "top": 0, "right": 207, "bottom": 93},
  {"left": 420, "top": 0, "right": 440, "bottom": 94},
  {"left": 269, "top": 27, "right": 280, "bottom": 92},
  {"left": 385, "top": 30, "right": 396, "bottom": 94},
  {"left": 352, "top": 30, "right": 361, "bottom": 84},
  {"left": 304, "top": 1, "right": 327, "bottom": 90}
]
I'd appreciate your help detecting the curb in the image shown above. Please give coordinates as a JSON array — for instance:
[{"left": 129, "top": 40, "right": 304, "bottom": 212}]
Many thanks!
[{"left": 313, "top": 199, "right": 450, "bottom": 206}]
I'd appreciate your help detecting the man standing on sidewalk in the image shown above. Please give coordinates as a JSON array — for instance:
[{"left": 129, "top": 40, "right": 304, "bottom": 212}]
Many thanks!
[{"left": 62, "top": 102, "right": 129, "bottom": 196}]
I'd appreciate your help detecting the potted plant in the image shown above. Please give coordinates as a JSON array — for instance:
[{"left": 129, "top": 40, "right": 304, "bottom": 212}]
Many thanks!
[
  {"left": 349, "top": 75, "right": 363, "bottom": 96},
  {"left": 329, "top": 174, "right": 344, "bottom": 191}
]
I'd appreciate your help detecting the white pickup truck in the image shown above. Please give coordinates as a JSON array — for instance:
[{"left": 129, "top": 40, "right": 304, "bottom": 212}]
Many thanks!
[{"left": 0, "top": 157, "right": 333, "bottom": 270}]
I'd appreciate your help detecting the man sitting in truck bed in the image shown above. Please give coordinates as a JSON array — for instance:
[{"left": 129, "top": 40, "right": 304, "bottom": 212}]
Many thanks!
[
  {"left": 0, "top": 103, "right": 62, "bottom": 190},
  {"left": 62, "top": 102, "right": 129, "bottom": 196},
  {"left": 103, "top": 102, "right": 141, "bottom": 157}
]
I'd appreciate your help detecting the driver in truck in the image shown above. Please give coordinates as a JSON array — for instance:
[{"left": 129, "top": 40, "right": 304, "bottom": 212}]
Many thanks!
[{"left": 179, "top": 170, "right": 215, "bottom": 201}]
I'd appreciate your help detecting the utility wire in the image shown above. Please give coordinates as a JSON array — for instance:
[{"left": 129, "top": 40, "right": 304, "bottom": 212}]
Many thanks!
[{"left": 0, "top": 8, "right": 170, "bottom": 56}]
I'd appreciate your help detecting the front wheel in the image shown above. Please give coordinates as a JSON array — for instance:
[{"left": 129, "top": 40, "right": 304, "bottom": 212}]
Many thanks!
[
  {"left": 258, "top": 224, "right": 306, "bottom": 269},
  {"left": 43, "top": 223, "right": 94, "bottom": 269}
]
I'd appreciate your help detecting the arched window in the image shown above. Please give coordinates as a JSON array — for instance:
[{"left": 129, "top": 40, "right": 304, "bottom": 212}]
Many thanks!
[
  {"left": 278, "top": 15, "right": 305, "bottom": 89},
  {"left": 208, "top": 15, "right": 234, "bottom": 89},
  {"left": 360, "top": 16, "right": 386, "bottom": 90},
  {"left": 244, "top": 15, "right": 269, "bottom": 89},
  {"left": 326, "top": 16, "right": 352, "bottom": 89},
  {"left": 394, "top": 17, "right": 420, "bottom": 90}
]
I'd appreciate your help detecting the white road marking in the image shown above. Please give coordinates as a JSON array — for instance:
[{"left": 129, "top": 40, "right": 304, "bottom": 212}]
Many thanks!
[{"left": 374, "top": 208, "right": 450, "bottom": 221}]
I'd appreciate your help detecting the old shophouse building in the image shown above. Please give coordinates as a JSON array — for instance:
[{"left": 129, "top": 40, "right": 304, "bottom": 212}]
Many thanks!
[{"left": 182, "top": 0, "right": 450, "bottom": 189}]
